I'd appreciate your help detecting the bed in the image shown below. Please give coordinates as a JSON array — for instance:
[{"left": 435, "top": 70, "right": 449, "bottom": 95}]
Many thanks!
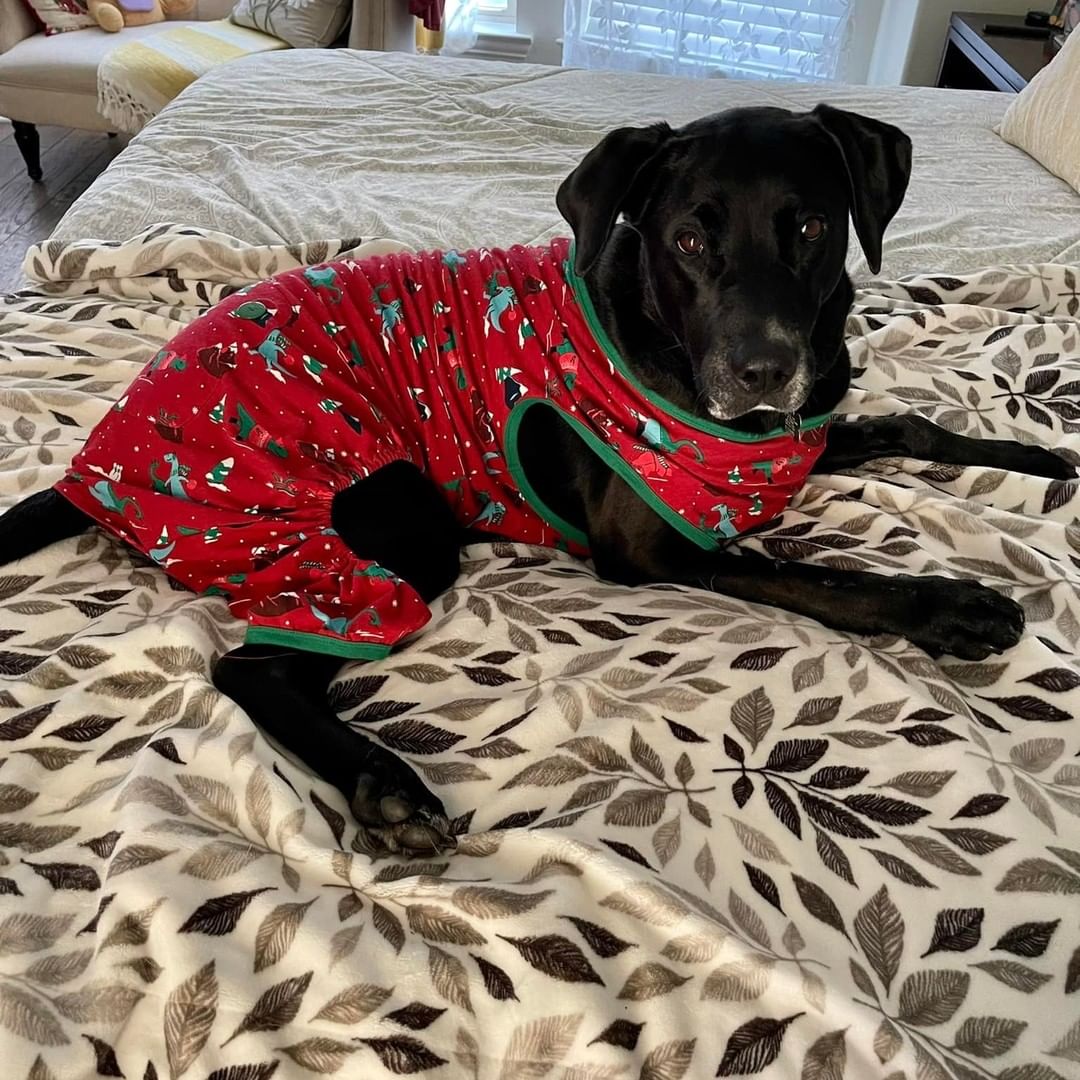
[{"left": 2, "top": 49, "right": 1079, "bottom": 1080}]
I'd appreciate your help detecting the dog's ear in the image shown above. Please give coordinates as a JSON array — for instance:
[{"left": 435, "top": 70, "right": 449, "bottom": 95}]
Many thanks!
[
  {"left": 557, "top": 122, "right": 673, "bottom": 276},
  {"left": 811, "top": 104, "right": 912, "bottom": 275}
]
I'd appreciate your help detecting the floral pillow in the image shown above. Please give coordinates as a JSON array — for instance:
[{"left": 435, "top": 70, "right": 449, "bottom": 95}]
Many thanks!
[{"left": 21, "top": 0, "right": 97, "bottom": 34}]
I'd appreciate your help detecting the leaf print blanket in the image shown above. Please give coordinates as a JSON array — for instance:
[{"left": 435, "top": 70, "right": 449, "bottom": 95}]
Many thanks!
[{"left": 0, "top": 225, "right": 1078, "bottom": 1080}]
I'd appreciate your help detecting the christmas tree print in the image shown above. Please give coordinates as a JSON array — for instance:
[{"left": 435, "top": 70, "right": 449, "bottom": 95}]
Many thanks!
[
  {"left": 205, "top": 457, "right": 234, "bottom": 492},
  {"left": 302, "top": 354, "right": 325, "bottom": 383},
  {"left": 149, "top": 526, "right": 175, "bottom": 564}
]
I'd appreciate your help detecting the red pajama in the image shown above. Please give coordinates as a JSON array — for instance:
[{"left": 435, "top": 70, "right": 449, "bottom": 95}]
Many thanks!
[{"left": 55, "top": 239, "right": 830, "bottom": 658}]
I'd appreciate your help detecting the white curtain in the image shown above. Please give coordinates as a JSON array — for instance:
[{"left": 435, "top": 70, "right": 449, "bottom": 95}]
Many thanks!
[
  {"left": 562, "top": 0, "right": 855, "bottom": 82},
  {"left": 443, "top": 0, "right": 481, "bottom": 53}
]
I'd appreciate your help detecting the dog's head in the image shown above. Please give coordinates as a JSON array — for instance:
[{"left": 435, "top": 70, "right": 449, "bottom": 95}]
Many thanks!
[{"left": 556, "top": 105, "right": 911, "bottom": 422}]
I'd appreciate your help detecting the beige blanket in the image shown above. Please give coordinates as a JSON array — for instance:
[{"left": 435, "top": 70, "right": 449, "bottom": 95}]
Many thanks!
[
  {"left": 97, "top": 20, "right": 288, "bottom": 136},
  {"left": 0, "top": 226, "right": 1077, "bottom": 1080}
]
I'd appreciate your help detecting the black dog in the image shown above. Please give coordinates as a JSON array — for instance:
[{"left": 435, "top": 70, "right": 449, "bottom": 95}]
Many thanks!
[{"left": 1, "top": 105, "right": 1072, "bottom": 855}]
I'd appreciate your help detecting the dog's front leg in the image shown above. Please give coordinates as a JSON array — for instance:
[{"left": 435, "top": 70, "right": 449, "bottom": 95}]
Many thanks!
[
  {"left": 587, "top": 476, "right": 1024, "bottom": 661},
  {"left": 213, "top": 644, "right": 455, "bottom": 854},
  {"left": 816, "top": 415, "right": 1075, "bottom": 478},
  {"left": 687, "top": 549, "right": 1024, "bottom": 660}
]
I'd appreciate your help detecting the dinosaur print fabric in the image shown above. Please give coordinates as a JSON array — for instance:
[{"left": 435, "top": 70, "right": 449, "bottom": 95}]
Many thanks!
[{"left": 53, "top": 239, "right": 829, "bottom": 657}]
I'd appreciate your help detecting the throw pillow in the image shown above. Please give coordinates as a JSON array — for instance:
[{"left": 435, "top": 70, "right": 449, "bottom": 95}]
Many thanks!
[
  {"left": 229, "top": 0, "right": 349, "bottom": 48},
  {"left": 21, "top": 0, "right": 97, "bottom": 34},
  {"left": 997, "top": 24, "right": 1080, "bottom": 193}
]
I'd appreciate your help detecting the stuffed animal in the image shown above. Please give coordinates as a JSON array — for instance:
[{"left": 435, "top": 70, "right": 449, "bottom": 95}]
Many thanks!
[{"left": 88, "top": 0, "right": 194, "bottom": 33}]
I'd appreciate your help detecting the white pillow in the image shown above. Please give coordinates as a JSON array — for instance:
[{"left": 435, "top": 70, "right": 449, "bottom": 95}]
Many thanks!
[
  {"left": 230, "top": 0, "right": 350, "bottom": 48},
  {"left": 997, "top": 28, "right": 1080, "bottom": 193}
]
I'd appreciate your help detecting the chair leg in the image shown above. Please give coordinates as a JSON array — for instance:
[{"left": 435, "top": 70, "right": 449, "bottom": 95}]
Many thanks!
[{"left": 11, "top": 121, "right": 42, "bottom": 182}]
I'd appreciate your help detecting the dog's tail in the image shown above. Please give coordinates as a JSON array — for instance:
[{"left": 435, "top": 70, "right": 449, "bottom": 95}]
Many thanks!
[{"left": 0, "top": 489, "right": 92, "bottom": 564}]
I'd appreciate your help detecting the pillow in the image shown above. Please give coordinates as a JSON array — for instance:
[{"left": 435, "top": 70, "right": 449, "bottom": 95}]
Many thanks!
[
  {"left": 229, "top": 0, "right": 349, "bottom": 48},
  {"left": 997, "top": 26, "right": 1080, "bottom": 193},
  {"left": 21, "top": 0, "right": 96, "bottom": 34}
]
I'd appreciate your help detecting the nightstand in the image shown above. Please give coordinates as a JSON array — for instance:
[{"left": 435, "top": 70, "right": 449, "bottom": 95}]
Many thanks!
[{"left": 937, "top": 11, "right": 1058, "bottom": 92}]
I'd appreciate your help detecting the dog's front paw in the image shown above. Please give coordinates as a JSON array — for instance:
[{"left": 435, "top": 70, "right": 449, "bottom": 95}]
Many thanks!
[
  {"left": 350, "top": 747, "right": 457, "bottom": 856},
  {"left": 908, "top": 579, "right": 1024, "bottom": 661},
  {"left": 1009, "top": 444, "right": 1077, "bottom": 481}
]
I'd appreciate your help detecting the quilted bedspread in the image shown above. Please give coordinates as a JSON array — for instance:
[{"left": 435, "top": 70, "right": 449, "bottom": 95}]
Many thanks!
[{"left": 0, "top": 227, "right": 1077, "bottom": 1080}]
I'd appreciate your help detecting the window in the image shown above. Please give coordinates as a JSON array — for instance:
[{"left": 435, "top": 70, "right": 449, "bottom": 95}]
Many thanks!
[
  {"left": 563, "top": 1, "right": 853, "bottom": 82},
  {"left": 477, "top": 0, "right": 517, "bottom": 29}
]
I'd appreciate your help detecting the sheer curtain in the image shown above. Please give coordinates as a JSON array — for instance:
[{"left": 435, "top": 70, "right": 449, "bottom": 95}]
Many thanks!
[
  {"left": 443, "top": 0, "right": 480, "bottom": 53},
  {"left": 562, "top": 1, "right": 855, "bottom": 82}
]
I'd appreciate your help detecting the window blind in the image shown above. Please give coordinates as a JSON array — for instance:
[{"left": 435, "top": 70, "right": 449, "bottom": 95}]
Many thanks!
[{"left": 564, "top": 1, "right": 852, "bottom": 82}]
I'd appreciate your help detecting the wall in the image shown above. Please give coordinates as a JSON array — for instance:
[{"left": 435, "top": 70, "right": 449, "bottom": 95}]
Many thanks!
[
  {"left": 869, "top": 0, "right": 1033, "bottom": 85},
  {"left": 515, "top": 0, "right": 563, "bottom": 66}
]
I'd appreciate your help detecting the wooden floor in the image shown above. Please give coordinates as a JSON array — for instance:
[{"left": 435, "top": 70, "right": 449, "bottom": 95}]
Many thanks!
[{"left": 0, "top": 122, "right": 125, "bottom": 293}]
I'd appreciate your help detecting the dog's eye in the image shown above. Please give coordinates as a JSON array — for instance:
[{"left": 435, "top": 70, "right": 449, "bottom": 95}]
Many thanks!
[
  {"left": 800, "top": 217, "right": 826, "bottom": 242},
  {"left": 675, "top": 230, "right": 703, "bottom": 256}
]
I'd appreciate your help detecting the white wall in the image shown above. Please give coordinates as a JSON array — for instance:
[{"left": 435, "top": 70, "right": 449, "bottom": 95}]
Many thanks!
[
  {"left": 515, "top": 0, "right": 564, "bottom": 66},
  {"left": 869, "top": 0, "right": 1032, "bottom": 85},
  {"left": 844, "top": 0, "right": 885, "bottom": 83}
]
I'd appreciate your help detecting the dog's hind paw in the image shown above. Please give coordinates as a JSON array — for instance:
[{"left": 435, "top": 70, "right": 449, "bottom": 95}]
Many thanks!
[
  {"left": 909, "top": 579, "right": 1024, "bottom": 661},
  {"left": 349, "top": 750, "right": 458, "bottom": 856}
]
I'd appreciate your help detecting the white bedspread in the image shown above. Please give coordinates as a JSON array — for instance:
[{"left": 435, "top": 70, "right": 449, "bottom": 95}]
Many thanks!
[{"left": 54, "top": 50, "right": 1080, "bottom": 280}]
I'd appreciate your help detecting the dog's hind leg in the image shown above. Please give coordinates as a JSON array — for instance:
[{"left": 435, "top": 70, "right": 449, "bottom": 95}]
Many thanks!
[
  {"left": 216, "top": 460, "right": 464, "bottom": 855},
  {"left": 816, "top": 416, "right": 1076, "bottom": 480},
  {"left": 0, "top": 489, "right": 92, "bottom": 564},
  {"left": 213, "top": 644, "right": 456, "bottom": 855}
]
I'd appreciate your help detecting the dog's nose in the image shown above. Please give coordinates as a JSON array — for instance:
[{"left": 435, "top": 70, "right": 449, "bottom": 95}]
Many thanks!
[{"left": 731, "top": 348, "right": 796, "bottom": 396}]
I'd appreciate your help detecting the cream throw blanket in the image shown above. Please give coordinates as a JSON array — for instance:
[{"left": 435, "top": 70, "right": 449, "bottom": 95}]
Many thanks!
[{"left": 98, "top": 20, "right": 288, "bottom": 135}]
